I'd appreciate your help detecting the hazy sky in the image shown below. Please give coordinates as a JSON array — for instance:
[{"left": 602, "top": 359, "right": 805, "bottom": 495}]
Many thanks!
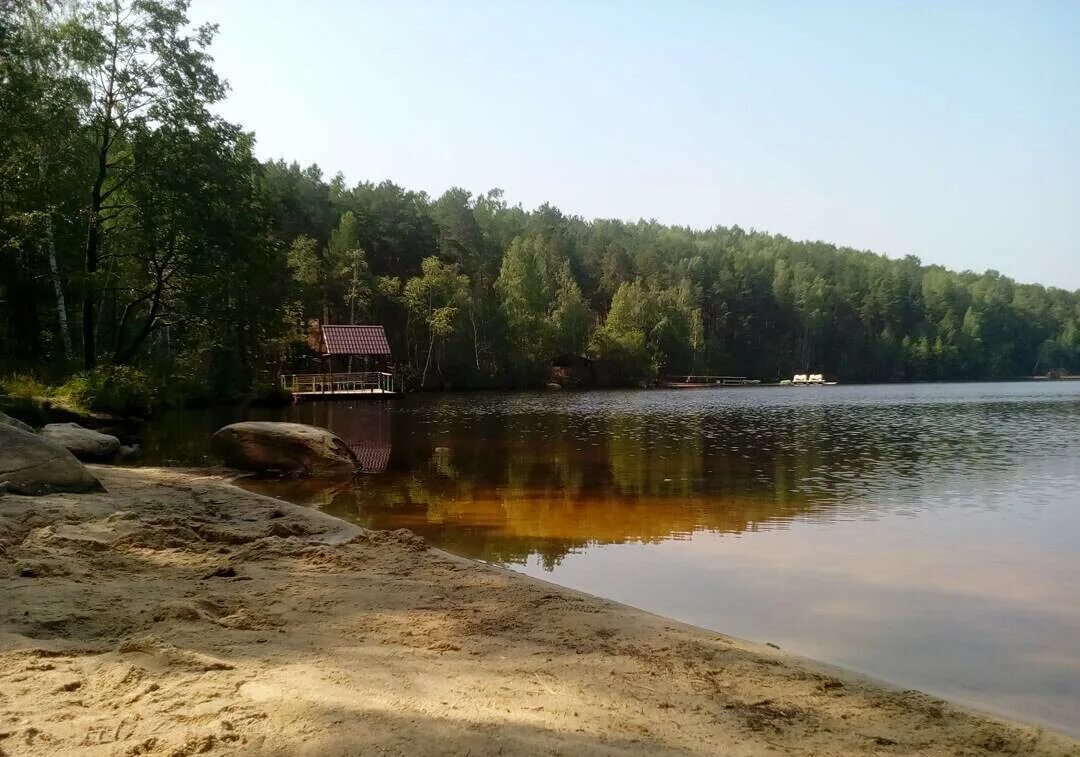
[{"left": 189, "top": 1, "right": 1079, "bottom": 289}]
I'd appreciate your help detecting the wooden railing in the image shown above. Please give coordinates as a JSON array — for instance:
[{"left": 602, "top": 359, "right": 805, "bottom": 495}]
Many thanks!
[{"left": 279, "top": 371, "right": 395, "bottom": 395}]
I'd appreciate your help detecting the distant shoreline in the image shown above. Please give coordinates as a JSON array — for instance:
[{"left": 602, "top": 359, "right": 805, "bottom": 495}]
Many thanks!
[
  {"left": 312, "top": 376, "right": 1080, "bottom": 398},
  {"left": 7, "top": 376, "right": 1078, "bottom": 430}
]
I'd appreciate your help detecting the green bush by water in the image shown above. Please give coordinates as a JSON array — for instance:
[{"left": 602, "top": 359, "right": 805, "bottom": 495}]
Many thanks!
[{"left": 57, "top": 366, "right": 157, "bottom": 417}]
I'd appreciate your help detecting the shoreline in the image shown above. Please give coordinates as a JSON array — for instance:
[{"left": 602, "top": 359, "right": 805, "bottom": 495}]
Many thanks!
[
  {"left": 496, "top": 563, "right": 1077, "bottom": 742},
  {"left": 1, "top": 466, "right": 1077, "bottom": 756}
]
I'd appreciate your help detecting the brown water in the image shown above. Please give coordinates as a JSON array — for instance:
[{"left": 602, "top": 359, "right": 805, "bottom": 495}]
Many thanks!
[{"left": 139, "top": 382, "right": 1080, "bottom": 735}]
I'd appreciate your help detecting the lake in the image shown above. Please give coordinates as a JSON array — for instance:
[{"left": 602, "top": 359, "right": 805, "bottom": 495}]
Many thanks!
[{"left": 139, "top": 382, "right": 1080, "bottom": 736}]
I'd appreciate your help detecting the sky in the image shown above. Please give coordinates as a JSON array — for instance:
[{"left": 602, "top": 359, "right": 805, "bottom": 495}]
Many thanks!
[{"left": 188, "top": 0, "right": 1079, "bottom": 289}]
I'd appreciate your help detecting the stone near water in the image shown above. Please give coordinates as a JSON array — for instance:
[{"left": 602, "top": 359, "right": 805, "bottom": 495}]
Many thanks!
[
  {"left": 0, "top": 410, "right": 34, "bottom": 434},
  {"left": 40, "top": 422, "right": 122, "bottom": 462},
  {"left": 0, "top": 424, "right": 105, "bottom": 495},
  {"left": 210, "top": 421, "right": 357, "bottom": 476}
]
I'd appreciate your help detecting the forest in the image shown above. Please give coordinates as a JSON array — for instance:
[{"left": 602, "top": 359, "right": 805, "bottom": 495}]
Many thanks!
[{"left": 3, "top": 1, "right": 1079, "bottom": 408}]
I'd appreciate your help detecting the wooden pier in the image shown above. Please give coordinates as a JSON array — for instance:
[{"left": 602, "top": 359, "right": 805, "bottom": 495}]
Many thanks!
[
  {"left": 280, "top": 371, "right": 397, "bottom": 399},
  {"left": 661, "top": 375, "right": 761, "bottom": 388}
]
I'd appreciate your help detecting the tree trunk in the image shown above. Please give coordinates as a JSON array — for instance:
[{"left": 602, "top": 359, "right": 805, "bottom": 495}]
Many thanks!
[
  {"left": 83, "top": 106, "right": 113, "bottom": 370},
  {"left": 470, "top": 299, "right": 481, "bottom": 371},
  {"left": 348, "top": 261, "right": 360, "bottom": 324},
  {"left": 347, "top": 278, "right": 356, "bottom": 373},
  {"left": 113, "top": 277, "right": 165, "bottom": 365},
  {"left": 83, "top": 25, "right": 121, "bottom": 371},
  {"left": 83, "top": 191, "right": 102, "bottom": 369},
  {"left": 38, "top": 150, "right": 72, "bottom": 361},
  {"left": 420, "top": 328, "right": 435, "bottom": 389},
  {"left": 24, "top": 4, "right": 73, "bottom": 362},
  {"left": 46, "top": 231, "right": 72, "bottom": 361}
]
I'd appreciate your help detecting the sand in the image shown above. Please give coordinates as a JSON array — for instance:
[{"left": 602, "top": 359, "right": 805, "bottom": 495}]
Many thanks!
[{"left": 0, "top": 467, "right": 1077, "bottom": 757}]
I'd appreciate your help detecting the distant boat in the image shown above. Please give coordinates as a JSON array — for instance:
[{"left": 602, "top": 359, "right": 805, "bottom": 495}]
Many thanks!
[
  {"left": 1032, "top": 372, "right": 1080, "bottom": 381},
  {"left": 788, "top": 373, "right": 837, "bottom": 386}
]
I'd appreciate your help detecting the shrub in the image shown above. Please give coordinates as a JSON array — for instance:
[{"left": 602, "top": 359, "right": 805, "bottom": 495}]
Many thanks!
[
  {"left": 57, "top": 365, "right": 157, "bottom": 417},
  {"left": 247, "top": 380, "right": 292, "bottom": 407},
  {"left": 0, "top": 373, "right": 51, "bottom": 400},
  {"left": 587, "top": 329, "right": 654, "bottom": 388}
]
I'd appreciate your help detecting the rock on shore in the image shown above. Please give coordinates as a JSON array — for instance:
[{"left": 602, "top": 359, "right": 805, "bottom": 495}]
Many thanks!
[
  {"left": 210, "top": 421, "right": 357, "bottom": 476},
  {"left": 0, "top": 410, "right": 35, "bottom": 434},
  {"left": 0, "top": 424, "right": 104, "bottom": 495},
  {"left": 40, "top": 422, "right": 122, "bottom": 462}
]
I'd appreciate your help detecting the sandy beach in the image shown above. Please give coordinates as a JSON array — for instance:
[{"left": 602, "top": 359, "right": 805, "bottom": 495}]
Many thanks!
[{"left": 1, "top": 466, "right": 1077, "bottom": 757}]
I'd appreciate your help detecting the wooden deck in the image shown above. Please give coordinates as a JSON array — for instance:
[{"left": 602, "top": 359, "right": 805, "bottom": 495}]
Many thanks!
[
  {"left": 660, "top": 375, "right": 761, "bottom": 388},
  {"left": 280, "top": 371, "right": 398, "bottom": 399}
]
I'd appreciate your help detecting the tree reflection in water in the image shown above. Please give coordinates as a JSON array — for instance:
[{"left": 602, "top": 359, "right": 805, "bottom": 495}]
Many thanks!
[{"left": 236, "top": 389, "right": 1045, "bottom": 569}]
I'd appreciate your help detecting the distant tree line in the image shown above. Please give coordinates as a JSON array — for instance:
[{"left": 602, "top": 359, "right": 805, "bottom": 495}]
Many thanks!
[{"left": 3, "top": 1, "right": 1079, "bottom": 402}]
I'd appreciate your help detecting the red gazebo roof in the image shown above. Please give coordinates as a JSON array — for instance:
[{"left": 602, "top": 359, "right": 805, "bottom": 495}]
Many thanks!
[{"left": 320, "top": 325, "right": 391, "bottom": 357}]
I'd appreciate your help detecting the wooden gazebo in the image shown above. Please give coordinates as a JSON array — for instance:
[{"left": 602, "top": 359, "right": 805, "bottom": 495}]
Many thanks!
[{"left": 280, "top": 324, "right": 397, "bottom": 398}]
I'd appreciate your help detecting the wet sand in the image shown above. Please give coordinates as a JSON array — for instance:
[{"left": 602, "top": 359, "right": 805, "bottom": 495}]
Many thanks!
[{"left": 1, "top": 467, "right": 1077, "bottom": 756}]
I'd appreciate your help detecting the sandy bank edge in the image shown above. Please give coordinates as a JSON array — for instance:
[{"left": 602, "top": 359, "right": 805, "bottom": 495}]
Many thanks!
[{"left": 0, "top": 465, "right": 1076, "bottom": 757}]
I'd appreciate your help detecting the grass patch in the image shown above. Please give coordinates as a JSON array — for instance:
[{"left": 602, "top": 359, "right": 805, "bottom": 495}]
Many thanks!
[
  {"left": 0, "top": 373, "right": 52, "bottom": 401},
  {"left": 0, "top": 374, "right": 55, "bottom": 426}
]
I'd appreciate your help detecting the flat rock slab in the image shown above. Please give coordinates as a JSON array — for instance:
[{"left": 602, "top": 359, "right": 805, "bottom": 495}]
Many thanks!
[
  {"left": 210, "top": 421, "right": 357, "bottom": 476},
  {"left": 40, "top": 422, "right": 121, "bottom": 462},
  {"left": 0, "top": 424, "right": 104, "bottom": 495}
]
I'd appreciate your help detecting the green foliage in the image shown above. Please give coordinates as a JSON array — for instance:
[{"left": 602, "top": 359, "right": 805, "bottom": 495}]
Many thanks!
[
  {"left": 495, "top": 234, "right": 594, "bottom": 384},
  {"left": 551, "top": 263, "right": 592, "bottom": 357},
  {"left": 57, "top": 366, "right": 156, "bottom": 417},
  {"left": 287, "top": 235, "right": 321, "bottom": 288},
  {"left": 589, "top": 323, "right": 652, "bottom": 387},
  {"left": 404, "top": 258, "right": 471, "bottom": 388},
  {"left": 587, "top": 280, "right": 701, "bottom": 384},
  {"left": 3, "top": 1, "right": 1079, "bottom": 402},
  {"left": 0, "top": 374, "right": 52, "bottom": 401},
  {"left": 589, "top": 281, "right": 659, "bottom": 384}
]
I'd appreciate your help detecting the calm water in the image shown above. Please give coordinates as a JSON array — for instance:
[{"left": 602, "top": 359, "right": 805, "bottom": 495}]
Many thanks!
[{"left": 139, "top": 383, "right": 1080, "bottom": 736}]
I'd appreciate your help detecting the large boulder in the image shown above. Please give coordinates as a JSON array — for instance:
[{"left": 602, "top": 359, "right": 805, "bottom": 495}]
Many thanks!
[
  {"left": 210, "top": 422, "right": 358, "bottom": 476},
  {"left": 0, "top": 424, "right": 105, "bottom": 495},
  {"left": 0, "top": 411, "right": 34, "bottom": 434},
  {"left": 40, "top": 422, "right": 121, "bottom": 462}
]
